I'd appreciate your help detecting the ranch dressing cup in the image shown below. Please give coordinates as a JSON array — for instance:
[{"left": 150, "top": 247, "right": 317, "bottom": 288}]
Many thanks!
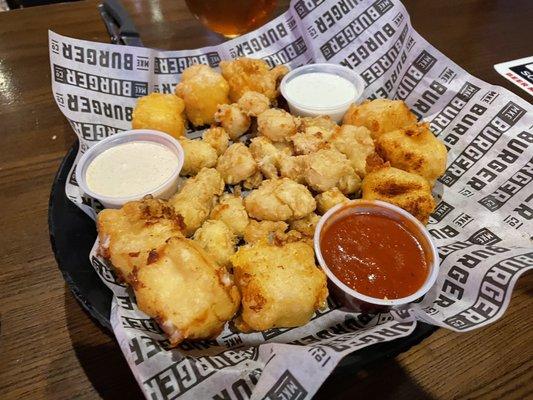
[
  {"left": 280, "top": 63, "right": 365, "bottom": 123},
  {"left": 76, "top": 130, "right": 184, "bottom": 208}
]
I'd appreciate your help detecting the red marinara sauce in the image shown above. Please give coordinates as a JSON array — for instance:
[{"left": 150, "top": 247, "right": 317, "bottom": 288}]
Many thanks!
[{"left": 320, "top": 210, "right": 429, "bottom": 299}]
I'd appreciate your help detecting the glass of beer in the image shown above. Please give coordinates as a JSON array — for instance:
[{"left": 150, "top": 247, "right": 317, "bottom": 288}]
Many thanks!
[{"left": 185, "top": 0, "right": 278, "bottom": 38}]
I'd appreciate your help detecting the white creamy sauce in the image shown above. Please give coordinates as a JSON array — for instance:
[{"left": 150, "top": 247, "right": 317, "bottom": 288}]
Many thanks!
[
  {"left": 86, "top": 141, "right": 178, "bottom": 198},
  {"left": 284, "top": 72, "right": 357, "bottom": 108}
]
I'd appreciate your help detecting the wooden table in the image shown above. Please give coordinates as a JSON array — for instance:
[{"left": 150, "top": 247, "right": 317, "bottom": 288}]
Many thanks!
[{"left": 0, "top": 0, "right": 531, "bottom": 399}]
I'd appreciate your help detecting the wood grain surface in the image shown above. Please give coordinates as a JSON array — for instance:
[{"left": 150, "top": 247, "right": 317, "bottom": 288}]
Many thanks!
[{"left": 0, "top": 0, "right": 531, "bottom": 399}]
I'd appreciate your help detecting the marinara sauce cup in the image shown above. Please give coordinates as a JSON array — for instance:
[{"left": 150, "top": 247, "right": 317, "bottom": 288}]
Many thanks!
[{"left": 314, "top": 200, "right": 440, "bottom": 313}]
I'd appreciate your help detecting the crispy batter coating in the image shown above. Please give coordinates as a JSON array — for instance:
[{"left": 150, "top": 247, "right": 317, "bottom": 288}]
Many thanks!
[
  {"left": 289, "top": 213, "right": 320, "bottom": 237},
  {"left": 257, "top": 108, "right": 299, "bottom": 142},
  {"left": 133, "top": 237, "right": 240, "bottom": 345},
  {"left": 216, "top": 143, "right": 257, "bottom": 184},
  {"left": 243, "top": 220, "right": 288, "bottom": 244},
  {"left": 178, "top": 137, "right": 218, "bottom": 176},
  {"left": 343, "top": 99, "right": 417, "bottom": 139},
  {"left": 97, "top": 198, "right": 184, "bottom": 283},
  {"left": 278, "top": 154, "right": 307, "bottom": 184},
  {"left": 244, "top": 178, "right": 316, "bottom": 221},
  {"left": 214, "top": 103, "right": 251, "bottom": 140},
  {"left": 193, "top": 219, "right": 236, "bottom": 266},
  {"left": 329, "top": 124, "right": 374, "bottom": 177},
  {"left": 315, "top": 188, "right": 350, "bottom": 215},
  {"left": 290, "top": 128, "right": 331, "bottom": 155},
  {"left": 375, "top": 123, "right": 448, "bottom": 185},
  {"left": 231, "top": 241, "right": 328, "bottom": 332},
  {"left": 210, "top": 193, "right": 249, "bottom": 237},
  {"left": 250, "top": 136, "right": 283, "bottom": 179},
  {"left": 132, "top": 93, "right": 186, "bottom": 138},
  {"left": 220, "top": 58, "right": 288, "bottom": 102},
  {"left": 303, "top": 149, "right": 361, "bottom": 194},
  {"left": 202, "top": 127, "right": 230, "bottom": 156},
  {"left": 237, "top": 91, "right": 271, "bottom": 116},
  {"left": 362, "top": 166, "right": 435, "bottom": 224},
  {"left": 300, "top": 115, "right": 339, "bottom": 133},
  {"left": 243, "top": 171, "right": 264, "bottom": 190},
  {"left": 169, "top": 168, "right": 225, "bottom": 236},
  {"left": 175, "top": 64, "right": 230, "bottom": 126}
]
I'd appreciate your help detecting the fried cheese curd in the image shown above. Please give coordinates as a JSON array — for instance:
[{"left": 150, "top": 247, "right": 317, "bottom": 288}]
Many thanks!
[
  {"left": 97, "top": 197, "right": 184, "bottom": 283},
  {"left": 175, "top": 64, "right": 230, "bottom": 127},
  {"left": 315, "top": 187, "right": 349, "bottom": 214},
  {"left": 244, "top": 178, "right": 316, "bottom": 221},
  {"left": 132, "top": 93, "right": 186, "bottom": 138},
  {"left": 220, "top": 57, "right": 289, "bottom": 102},
  {"left": 289, "top": 212, "right": 320, "bottom": 238},
  {"left": 237, "top": 91, "right": 271, "bottom": 116},
  {"left": 243, "top": 220, "right": 288, "bottom": 244},
  {"left": 134, "top": 236, "right": 240, "bottom": 346},
  {"left": 362, "top": 166, "right": 436, "bottom": 224},
  {"left": 329, "top": 124, "right": 375, "bottom": 177},
  {"left": 257, "top": 108, "right": 299, "bottom": 142},
  {"left": 202, "top": 126, "right": 230, "bottom": 156},
  {"left": 210, "top": 193, "right": 249, "bottom": 237},
  {"left": 231, "top": 240, "right": 328, "bottom": 332},
  {"left": 169, "top": 168, "right": 225, "bottom": 236},
  {"left": 343, "top": 99, "right": 417, "bottom": 139},
  {"left": 214, "top": 103, "right": 251, "bottom": 140},
  {"left": 216, "top": 143, "right": 258, "bottom": 184},
  {"left": 375, "top": 122, "right": 448, "bottom": 185},
  {"left": 193, "top": 219, "right": 236, "bottom": 267},
  {"left": 178, "top": 137, "right": 218, "bottom": 176}
]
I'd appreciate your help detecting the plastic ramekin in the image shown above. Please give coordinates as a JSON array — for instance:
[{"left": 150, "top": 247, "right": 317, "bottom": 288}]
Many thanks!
[
  {"left": 75, "top": 129, "right": 184, "bottom": 209},
  {"left": 280, "top": 63, "right": 365, "bottom": 123},
  {"left": 313, "top": 200, "right": 440, "bottom": 313}
]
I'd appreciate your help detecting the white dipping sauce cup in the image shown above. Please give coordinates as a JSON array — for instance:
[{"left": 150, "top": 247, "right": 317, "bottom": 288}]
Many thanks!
[
  {"left": 76, "top": 129, "right": 184, "bottom": 209},
  {"left": 280, "top": 63, "right": 365, "bottom": 123},
  {"left": 314, "top": 200, "right": 440, "bottom": 313}
]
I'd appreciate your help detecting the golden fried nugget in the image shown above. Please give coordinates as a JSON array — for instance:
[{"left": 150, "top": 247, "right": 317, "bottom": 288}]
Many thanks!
[
  {"left": 214, "top": 103, "right": 251, "bottom": 140},
  {"left": 257, "top": 108, "right": 299, "bottom": 142},
  {"left": 300, "top": 115, "right": 339, "bottom": 133},
  {"left": 175, "top": 64, "right": 230, "bottom": 126},
  {"left": 290, "top": 129, "right": 331, "bottom": 155},
  {"left": 304, "top": 149, "right": 361, "bottom": 194},
  {"left": 231, "top": 240, "right": 328, "bottom": 332},
  {"left": 193, "top": 219, "right": 236, "bottom": 266},
  {"left": 237, "top": 91, "right": 271, "bottom": 116},
  {"left": 329, "top": 124, "right": 374, "bottom": 177},
  {"left": 315, "top": 188, "right": 350, "bottom": 214},
  {"left": 133, "top": 236, "right": 240, "bottom": 345},
  {"left": 97, "top": 198, "right": 184, "bottom": 283},
  {"left": 289, "top": 212, "right": 320, "bottom": 237},
  {"left": 178, "top": 137, "right": 218, "bottom": 176},
  {"left": 249, "top": 136, "right": 283, "bottom": 179},
  {"left": 278, "top": 154, "right": 307, "bottom": 184},
  {"left": 132, "top": 93, "right": 186, "bottom": 138},
  {"left": 362, "top": 166, "right": 435, "bottom": 224},
  {"left": 210, "top": 193, "right": 249, "bottom": 237},
  {"left": 244, "top": 178, "right": 316, "bottom": 221},
  {"left": 220, "top": 58, "right": 288, "bottom": 102},
  {"left": 216, "top": 143, "right": 257, "bottom": 184},
  {"left": 243, "top": 220, "right": 288, "bottom": 244},
  {"left": 375, "top": 123, "right": 448, "bottom": 185},
  {"left": 343, "top": 99, "right": 417, "bottom": 139},
  {"left": 170, "top": 168, "right": 225, "bottom": 236},
  {"left": 202, "top": 126, "right": 230, "bottom": 156},
  {"left": 243, "top": 171, "right": 264, "bottom": 190}
]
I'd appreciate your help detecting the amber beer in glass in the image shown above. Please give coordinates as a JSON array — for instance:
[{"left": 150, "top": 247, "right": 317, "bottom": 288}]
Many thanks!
[{"left": 185, "top": 0, "right": 278, "bottom": 38}]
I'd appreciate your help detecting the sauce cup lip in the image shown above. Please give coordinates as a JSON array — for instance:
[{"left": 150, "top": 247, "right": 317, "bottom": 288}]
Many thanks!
[
  {"left": 313, "top": 199, "right": 440, "bottom": 307},
  {"left": 75, "top": 129, "right": 184, "bottom": 206},
  {"left": 280, "top": 63, "right": 365, "bottom": 111}
]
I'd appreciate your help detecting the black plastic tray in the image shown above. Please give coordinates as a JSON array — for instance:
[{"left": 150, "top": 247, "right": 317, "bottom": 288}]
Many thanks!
[{"left": 48, "top": 141, "right": 437, "bottom": 372}]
